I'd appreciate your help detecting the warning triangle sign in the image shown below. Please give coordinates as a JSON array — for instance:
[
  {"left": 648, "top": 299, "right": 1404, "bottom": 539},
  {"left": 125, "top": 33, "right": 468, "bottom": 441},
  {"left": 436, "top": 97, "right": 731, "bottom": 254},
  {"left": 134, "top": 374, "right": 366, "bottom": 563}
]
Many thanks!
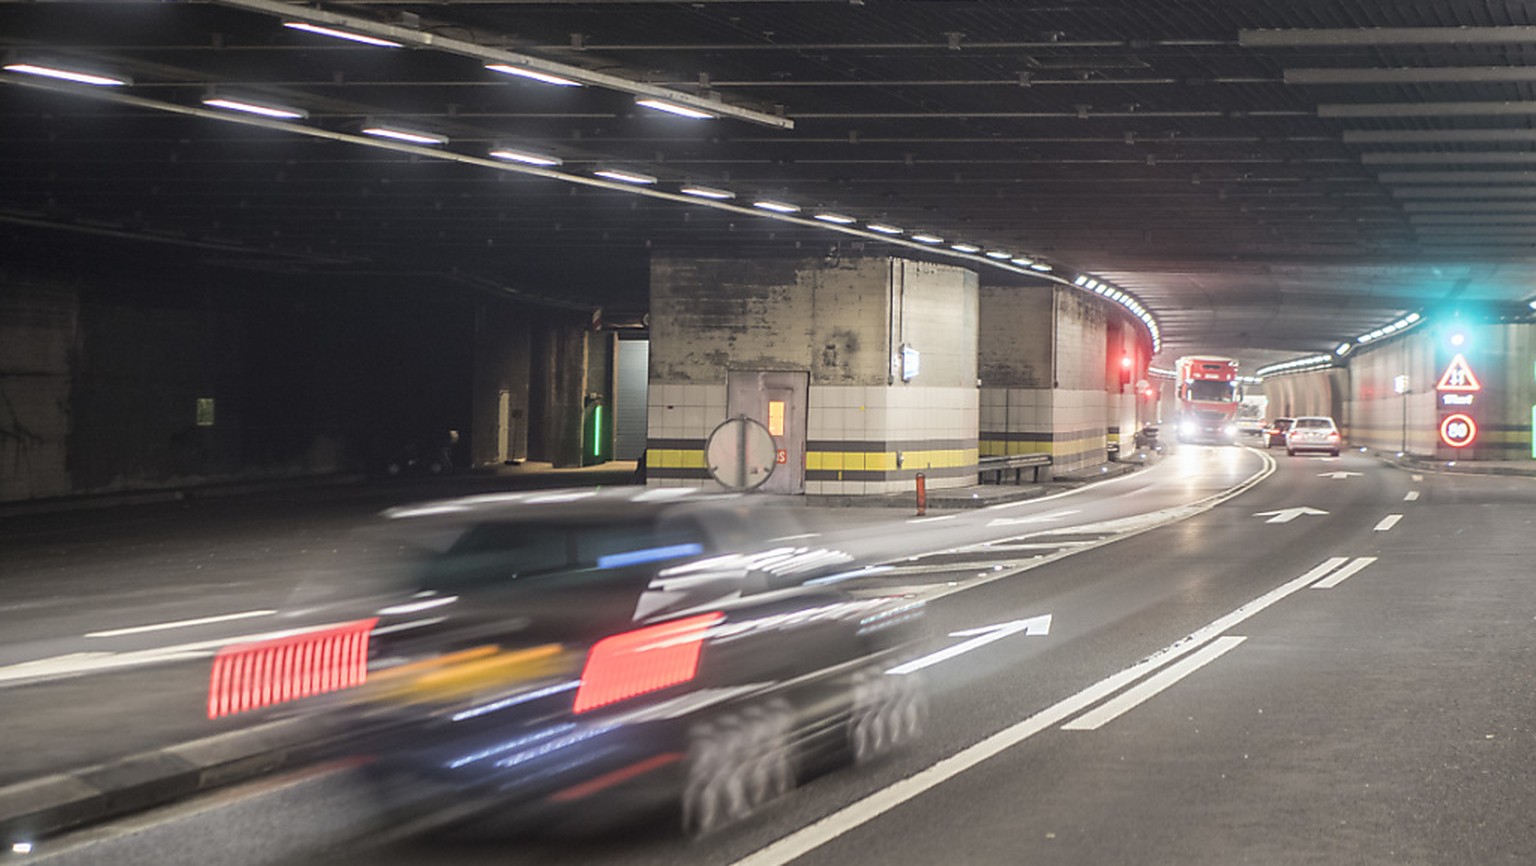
[{"left": 1436, "top": 353, "right": 1482, "bottom": 392}]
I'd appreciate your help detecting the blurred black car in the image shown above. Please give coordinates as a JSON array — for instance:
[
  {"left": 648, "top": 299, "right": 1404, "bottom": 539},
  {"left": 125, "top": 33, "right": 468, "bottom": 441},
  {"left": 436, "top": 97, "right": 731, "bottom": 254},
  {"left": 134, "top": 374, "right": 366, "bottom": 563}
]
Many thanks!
[{"left": 210, "top": 488, "right": 927, "bottom": 837}]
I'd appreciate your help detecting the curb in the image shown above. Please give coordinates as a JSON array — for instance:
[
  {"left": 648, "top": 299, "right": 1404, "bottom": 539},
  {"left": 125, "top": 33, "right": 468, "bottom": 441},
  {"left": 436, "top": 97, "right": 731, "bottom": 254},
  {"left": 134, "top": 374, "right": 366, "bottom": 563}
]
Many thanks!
[{"left": 0, "top": 717, "right": 323, "bottom": 845}]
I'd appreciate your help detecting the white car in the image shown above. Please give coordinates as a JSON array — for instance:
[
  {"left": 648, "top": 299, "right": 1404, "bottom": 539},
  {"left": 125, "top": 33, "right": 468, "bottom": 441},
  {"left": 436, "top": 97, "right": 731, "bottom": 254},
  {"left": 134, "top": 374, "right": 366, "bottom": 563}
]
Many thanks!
[{"left": 1285, "top": 416, "right": 1341, "bottom": 457}]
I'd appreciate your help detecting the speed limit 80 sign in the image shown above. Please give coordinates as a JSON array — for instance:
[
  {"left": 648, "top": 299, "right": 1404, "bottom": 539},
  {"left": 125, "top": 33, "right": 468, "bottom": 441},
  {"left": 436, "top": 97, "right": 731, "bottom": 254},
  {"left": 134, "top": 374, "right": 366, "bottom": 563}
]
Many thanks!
[{"left": 1439, "top": 413, "right": 1477, "bottom": 448}]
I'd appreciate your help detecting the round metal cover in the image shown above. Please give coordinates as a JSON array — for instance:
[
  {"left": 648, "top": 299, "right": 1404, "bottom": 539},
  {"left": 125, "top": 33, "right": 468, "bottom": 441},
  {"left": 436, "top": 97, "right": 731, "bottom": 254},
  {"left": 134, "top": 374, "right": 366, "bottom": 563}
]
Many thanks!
[{"left": 706, "top": 416, "right": 777, "bottom": 491}]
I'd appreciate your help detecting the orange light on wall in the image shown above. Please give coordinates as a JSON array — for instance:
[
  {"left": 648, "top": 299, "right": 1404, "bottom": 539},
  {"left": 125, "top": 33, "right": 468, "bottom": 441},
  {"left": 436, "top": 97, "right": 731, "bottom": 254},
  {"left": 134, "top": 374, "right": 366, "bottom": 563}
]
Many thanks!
[{"left": 768, "top": 400, "right": 786, "bottom": 436}]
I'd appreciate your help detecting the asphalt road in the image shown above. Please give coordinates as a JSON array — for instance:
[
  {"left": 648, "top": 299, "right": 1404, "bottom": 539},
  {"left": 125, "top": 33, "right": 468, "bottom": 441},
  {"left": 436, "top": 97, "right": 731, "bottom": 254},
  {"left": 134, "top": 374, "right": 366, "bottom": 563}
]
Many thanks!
[{"left": 11, "top": 445, "right": 1536, "bottom": 865}]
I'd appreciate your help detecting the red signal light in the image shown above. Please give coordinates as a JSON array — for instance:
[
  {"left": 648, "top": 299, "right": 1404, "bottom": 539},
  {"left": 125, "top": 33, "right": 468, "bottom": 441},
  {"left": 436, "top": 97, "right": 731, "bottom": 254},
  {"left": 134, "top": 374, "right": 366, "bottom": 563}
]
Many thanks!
[{"left": 572, "top": 612, "right": 723, "bottom": 714}]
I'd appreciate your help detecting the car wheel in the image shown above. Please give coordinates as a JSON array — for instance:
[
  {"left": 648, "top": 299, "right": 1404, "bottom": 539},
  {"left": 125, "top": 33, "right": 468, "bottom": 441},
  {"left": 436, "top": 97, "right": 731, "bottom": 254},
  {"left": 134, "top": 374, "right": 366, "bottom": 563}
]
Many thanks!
[
  {"left": 1330, "top": 449, "right": 1340, "bottom": 457},
  {"left": 682, "top": 700, "right": 795, "bottom": 838},
  {"left": 1286, "top": 448, "right": 1295, "bottom": 456},
  {"left": 848, "top": 670, "right": 928, "bottom": 764}
]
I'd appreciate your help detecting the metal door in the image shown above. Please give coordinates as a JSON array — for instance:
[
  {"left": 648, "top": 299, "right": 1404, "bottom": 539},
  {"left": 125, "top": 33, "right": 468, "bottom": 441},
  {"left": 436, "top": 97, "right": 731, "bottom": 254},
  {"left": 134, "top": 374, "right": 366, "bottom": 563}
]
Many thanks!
[{"left": 727, "top": 371, "right": 808, "bottom": 494}]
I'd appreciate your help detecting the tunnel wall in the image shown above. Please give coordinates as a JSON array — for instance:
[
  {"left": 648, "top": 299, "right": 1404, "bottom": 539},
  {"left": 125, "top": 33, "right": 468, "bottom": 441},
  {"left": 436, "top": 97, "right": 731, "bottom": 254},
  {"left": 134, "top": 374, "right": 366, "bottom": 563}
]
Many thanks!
[
  {"left": 1337, "top": 331, "right": 1438, "bottom": 456},
  {"left": 0, "top": 254, "right": 565, "bottom": 504},
  {"left": 648, "top": 255, "right": 979, "bottom": 494},
  {"left": 979, "top": 285, "right": 1141, "bottom": 474}
]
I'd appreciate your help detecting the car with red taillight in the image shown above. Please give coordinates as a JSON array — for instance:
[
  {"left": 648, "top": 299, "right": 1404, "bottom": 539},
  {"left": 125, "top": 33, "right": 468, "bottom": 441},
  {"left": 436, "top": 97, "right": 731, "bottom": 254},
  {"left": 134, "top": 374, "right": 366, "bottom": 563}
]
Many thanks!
[
  {"left": 211, "top": 488, "right": 927, "bottom": 838},
  {"left": 1285, "top": 416, "right": 1342, "bottom": 456}
]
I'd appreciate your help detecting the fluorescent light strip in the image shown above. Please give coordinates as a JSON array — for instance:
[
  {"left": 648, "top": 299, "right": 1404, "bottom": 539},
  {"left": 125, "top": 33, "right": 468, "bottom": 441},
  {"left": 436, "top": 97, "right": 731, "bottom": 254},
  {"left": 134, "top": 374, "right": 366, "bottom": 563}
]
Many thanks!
[
  {"left": 814, "top": 212, "right": 856, "bottom": 225},
  {"left": 636, "top": 98, "right": 714, "bottom": 119},
  {"left": 985, "top": 250, "right": 1013, "bottom": 259},
  {"left": 202, "top": 97, "right": 307, "bottom": 120},
  {"left": 950, "top": 243, "right": 981, "bottom": 253},
  {"left": 594, "top": 168, "right": 657, "bottom": 185},
  {"left": 753, "top": 200, "right": 799, "bottom": 213},
  {"left": 361, "top": 126, "right": 446, "bottom": 145},
  {"left": 489, "top": 147, "right": 562, "bottom": 167},
  {"left": 680, "top": 185, "right": 734, "bottom": 200},
  {"left": 1029, "top": 263, "right": 1053, "bottom": 272},
  {"left": 3, "top": 63, "right": 130, "bottom": 87},
  {"left": 911, "top": 233, "right": 943, "bottom": 244},
  {"left": 485, "top": 63, "right": 581, "bottom": 87},
  {"left": 867, "top": 223, "right": 903, "bottom": 235},
  {"left": 283, "top": 21, "right": 403, "bottom": 48},
  {"left": 1010, "top": 257, "right": 1033, "bottom": 266}
]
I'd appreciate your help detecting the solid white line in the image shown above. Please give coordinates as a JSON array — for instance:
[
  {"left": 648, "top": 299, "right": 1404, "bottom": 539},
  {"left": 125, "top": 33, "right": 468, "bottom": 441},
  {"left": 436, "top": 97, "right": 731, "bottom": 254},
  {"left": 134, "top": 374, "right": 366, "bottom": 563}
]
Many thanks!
[
  {"left": 1374, "top": 514, "right": 1403, "bottom": 532},
  {"left": 1060, "top": 635, "right": 1247, "bottom": 731},
  {"left": 729, "top": 553, "right": 1342, "bottom": 866},
  {"left": 84, "top": 609, "right": 277, "bottom": 638},
  {"left": 906, "top": 514, "right": 960, "bottom": 524},
  {"left": 1310, "top": 556, "right": 1377, "bottom": 590},
  {"left": 1404, "top": 491, "right": 1420, "bottom": 501}
]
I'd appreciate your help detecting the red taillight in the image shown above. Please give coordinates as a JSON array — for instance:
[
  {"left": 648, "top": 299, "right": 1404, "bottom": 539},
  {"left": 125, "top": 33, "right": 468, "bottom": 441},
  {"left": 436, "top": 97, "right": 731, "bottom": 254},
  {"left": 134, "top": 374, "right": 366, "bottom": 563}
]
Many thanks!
[
  {"left": 1328, "top": 432, "right": 1340, "bottom": 440},
  {"left": 572, "top": 612, "right": 723, "bottom": 714},
  {"left": 207, "top": 618, "right": 377, "bottom": 719}
]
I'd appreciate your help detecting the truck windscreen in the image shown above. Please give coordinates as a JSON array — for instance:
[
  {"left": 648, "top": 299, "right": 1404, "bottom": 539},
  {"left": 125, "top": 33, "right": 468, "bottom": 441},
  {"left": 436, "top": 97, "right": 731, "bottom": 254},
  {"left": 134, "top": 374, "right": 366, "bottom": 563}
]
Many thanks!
[{"left": 1188, "top": 380, "right": 1235, "bottom": 402}]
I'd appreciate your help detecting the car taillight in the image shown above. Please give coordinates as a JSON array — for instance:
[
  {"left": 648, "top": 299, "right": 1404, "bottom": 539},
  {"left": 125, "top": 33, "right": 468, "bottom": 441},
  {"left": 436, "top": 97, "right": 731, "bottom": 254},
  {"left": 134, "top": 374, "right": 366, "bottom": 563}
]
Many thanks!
[
  {"left": 1328, "top": 432, "right": 1339, "bottom": 440},
  {"left": 572, "top": 612, "right": 723, "bottom": 714},
  {"left": 207, "top": 618, "right": 377, "bottom": 719}
]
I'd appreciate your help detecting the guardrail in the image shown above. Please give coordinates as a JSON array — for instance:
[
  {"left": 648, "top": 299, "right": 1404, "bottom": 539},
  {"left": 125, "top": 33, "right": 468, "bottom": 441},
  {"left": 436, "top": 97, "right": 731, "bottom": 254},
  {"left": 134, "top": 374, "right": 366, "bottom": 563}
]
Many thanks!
[{"left": 977, "top": 453, "right": 1052, "bottom": 484}]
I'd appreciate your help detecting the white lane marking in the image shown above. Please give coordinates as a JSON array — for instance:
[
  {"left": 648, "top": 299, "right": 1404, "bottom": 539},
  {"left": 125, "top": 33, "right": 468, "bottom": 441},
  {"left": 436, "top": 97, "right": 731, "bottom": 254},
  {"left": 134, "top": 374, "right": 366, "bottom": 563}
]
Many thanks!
[
  {"left": 1317, "top": 471, "right": 1362, "bottom": 479},
  {"left": 906, "top": 514, "right": 959, "bottom": 524},
  {"left": 768, "top": 532, "right": 822, "bottom": 541},
  {"left": 1310, "top": 557, "right": 1377, "bottom": 590},
  {"left": 1404, "top": 491, "right": 1420, "bottom": 502},
  {"left": 84, "top": 609, "right": 277, "bottom": 638},
  {"left": 1412, "top": 474, "right": 1424, "bottom": 482},
  {"left": 0, "top": 623, "right": 348, "bottom": 687},
  {"left": 730, "top": 553, "right": 1340, "bottom": 866},
  {"left": 986, "top": 509, "right": 1080, "bottom": 528},
  {"left": 915, "top": 449, "right": 1278, "bottom": 605},
  {"left": 886, "top": 615, "right": 1052, "bottom": 675},
  {"left": 1253, "top": 506, "right": 1329, "bottom": 524},
  {"left": 879, "top": 561, "right": 1031, "bottom": 578},
  {"left": 1061, "top": 635, "right": 1247, "bottom": 731},
  {"left": 981, "top": 469, "right": 1146, "bottom": 511},
  {"left": 1374, "top": 514, "right": 1403, "bottom": 532}
]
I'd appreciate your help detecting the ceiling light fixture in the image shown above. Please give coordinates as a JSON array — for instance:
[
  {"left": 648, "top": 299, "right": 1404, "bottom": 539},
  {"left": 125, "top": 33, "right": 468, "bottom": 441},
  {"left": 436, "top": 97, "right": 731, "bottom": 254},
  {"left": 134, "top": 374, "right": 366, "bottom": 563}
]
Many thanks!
[
  {"left": 753, "top": 199, "right": 799, "bottom": 213},
  {"left": 360, "top": 124, "right": 447, "bottom": 145},
  {"left": 485, "top": 63, "right": 582, "bottom": 87},
  {"left": 867, "top": 223, "right": 903, "bottom": 235},
  {"left": 984, "top": 250, "right": 1013, "bottom": 259},
  {"left": 680, "top": 185, "right": 734, "bottom": 200},
  {"left": 813, "top": 212, "right": 856, "bottom": 225},
  {"left": 911, "top": 233, "right": 943, "bottom": 244},
  {"left": 283, "top": 21, "right": 403, "bottom": 48},
  {"left": 202, "top": 95, "right": 307, "bottom": 120},
  {"left": 635, "top": 97, "right": 715, "bottom": 119},
  {"left": 2, "top": 62, "right": 130, "bottom": 87},
  {"left": 594, "top": 167, "right": 658, "bottom": 185},
  {"left": 488, "top": 146, "right": 562, "bottom": 167},
  {"left": 1010, "top": 257, "right": 1034, "bottom": 266},
  {"left": 950, "top": 243, "right": 981, "bottom": 253},
  {"left": 1029, "top": 263, "right": 1053, "bottom": 272}
]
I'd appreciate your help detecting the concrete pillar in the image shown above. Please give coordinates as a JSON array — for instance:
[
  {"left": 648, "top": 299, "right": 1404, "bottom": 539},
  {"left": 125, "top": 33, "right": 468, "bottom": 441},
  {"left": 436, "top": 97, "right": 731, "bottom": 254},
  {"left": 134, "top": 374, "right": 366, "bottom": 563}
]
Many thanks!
[
  {"left": 470, "top": 303, "right": 531, "bottom": 467},
  {"left": 648, "top": 255, "right": 978, "bottom": 494},
  {"left": 980, "top": 285, "right": 1142, "bottom": 474}
]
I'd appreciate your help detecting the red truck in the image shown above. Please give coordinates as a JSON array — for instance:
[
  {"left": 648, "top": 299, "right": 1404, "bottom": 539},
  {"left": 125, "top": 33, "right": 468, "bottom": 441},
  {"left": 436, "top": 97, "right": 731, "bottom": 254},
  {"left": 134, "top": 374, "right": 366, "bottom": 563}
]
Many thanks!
[{"left": 1174, "top": 355, "right": 1240, "bottom": 445}]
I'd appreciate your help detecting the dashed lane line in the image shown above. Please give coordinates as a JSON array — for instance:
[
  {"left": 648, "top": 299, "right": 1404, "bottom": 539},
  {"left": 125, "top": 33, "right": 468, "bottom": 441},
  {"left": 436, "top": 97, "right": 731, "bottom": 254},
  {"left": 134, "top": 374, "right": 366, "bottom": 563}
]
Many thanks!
[{"left": 1374, "top": 514, "right": 1403, "bottom": 532}]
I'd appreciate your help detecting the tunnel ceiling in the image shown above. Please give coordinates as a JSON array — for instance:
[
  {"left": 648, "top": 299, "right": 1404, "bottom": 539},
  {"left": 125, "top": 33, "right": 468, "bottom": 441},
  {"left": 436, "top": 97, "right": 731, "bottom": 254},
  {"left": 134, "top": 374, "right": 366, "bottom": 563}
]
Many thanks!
[{"left": 8, "top": 1, "right": 1536, "bottom": 370}]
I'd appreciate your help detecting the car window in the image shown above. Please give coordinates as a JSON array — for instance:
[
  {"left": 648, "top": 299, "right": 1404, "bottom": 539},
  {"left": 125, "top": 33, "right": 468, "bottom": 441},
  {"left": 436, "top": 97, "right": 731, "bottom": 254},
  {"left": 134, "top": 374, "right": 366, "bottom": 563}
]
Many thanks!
[{"left": 1295, "top": 418, "right": 1333, "bottom": 429}]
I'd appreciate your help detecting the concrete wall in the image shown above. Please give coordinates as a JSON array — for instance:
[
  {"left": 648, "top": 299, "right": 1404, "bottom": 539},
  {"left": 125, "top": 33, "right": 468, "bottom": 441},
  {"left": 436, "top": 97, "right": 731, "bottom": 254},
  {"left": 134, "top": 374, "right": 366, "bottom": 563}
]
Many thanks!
[
  {"left": 647, "top": 256, "right": 979, "bottom": 494},
  {"left": 1337, "top": 332, "right": 1437, "bottom": 455},
  {"left": 0, "top": 276, "right": 76, "bottom": 500}
]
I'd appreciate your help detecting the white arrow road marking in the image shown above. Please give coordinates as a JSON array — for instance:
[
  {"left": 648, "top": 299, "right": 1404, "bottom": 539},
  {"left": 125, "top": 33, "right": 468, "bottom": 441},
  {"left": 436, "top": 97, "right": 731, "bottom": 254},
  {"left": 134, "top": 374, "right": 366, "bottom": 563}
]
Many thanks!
[
  {"left": 730, "top": 555, "right": 1342, "bottom": 866},
  {"left": 1311, "top": 557, "right": 1377, "bottom": 590},
  {"left": 886, "top": 615, "right": 1052, "bottom": 675},
  {"left": 1061, "top": 635, "right": 1247, "bottom": 731},
  {"left": 1404, "top": 491, "right": 1420, "bottom": 501},
  {"left": 84, "top": 609, "right": 277, "bottom": 638},
  {"left": 1253, "top": 506, "right": 1330, "bottom": 524},
  {"left": 986, "top": 509, "right": 1079, "bottom": 528},
  {"left": 1412, "top": 474, "right": 1424, "bottom": 482},
  {"left": 1317, "top": 471, "right": 1362, "bottom": 479},
  {"left": 1374, "top": 514, "right": 1403, "bottom": 532}
]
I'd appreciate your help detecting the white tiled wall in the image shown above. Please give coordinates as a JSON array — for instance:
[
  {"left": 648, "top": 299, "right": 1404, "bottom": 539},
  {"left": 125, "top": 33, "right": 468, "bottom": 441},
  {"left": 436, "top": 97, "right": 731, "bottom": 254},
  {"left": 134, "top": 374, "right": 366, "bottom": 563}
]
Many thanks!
[{"left": 647, "top": 382, "right": 728, "bottom": 442}]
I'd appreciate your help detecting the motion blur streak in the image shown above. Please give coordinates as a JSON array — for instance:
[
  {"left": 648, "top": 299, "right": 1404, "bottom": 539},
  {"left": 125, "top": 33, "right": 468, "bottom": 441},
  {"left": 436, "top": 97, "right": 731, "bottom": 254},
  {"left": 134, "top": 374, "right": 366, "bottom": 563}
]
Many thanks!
[
  {"left": 207, "top": 618, "right": 377, "bottom": 718},
  {"left": 572, "top": 612, "right": 723, "bottom": 713}
]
